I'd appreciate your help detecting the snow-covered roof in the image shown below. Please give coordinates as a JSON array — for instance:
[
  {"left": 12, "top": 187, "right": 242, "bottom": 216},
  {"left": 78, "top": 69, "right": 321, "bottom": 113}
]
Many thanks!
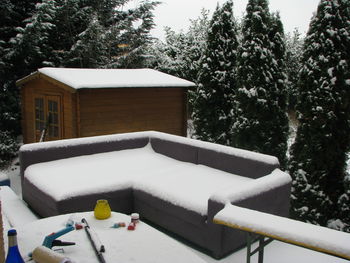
[
  {"left": 39, "top": 67, "right": 196, "bottom": 89},
  {"left": 18, "top": 68, "right": 196, "bottom": 89}
]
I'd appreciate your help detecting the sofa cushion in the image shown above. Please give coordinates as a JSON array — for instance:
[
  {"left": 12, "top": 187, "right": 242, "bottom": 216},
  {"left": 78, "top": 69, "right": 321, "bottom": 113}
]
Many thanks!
[
  {"left": 24, "top": 144, "right": 177, "bottom": 203},
  {"left": 135, "top": 161, "right": 252, "bottom": 216},
  {"left": 23, "top": 177, "right": 134, "bottom": 217}
]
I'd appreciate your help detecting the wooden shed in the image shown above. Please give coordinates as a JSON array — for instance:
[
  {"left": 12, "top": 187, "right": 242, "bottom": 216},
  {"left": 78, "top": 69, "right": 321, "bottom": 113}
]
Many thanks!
[{"left": 17, "top": 68, "right": 195, "bottom": 144}]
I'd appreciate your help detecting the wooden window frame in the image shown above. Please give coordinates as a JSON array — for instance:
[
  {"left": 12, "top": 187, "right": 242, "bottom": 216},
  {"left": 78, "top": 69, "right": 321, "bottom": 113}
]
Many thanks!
[{"left": 34, "top": 94, "right": 62, "bottom": 142}]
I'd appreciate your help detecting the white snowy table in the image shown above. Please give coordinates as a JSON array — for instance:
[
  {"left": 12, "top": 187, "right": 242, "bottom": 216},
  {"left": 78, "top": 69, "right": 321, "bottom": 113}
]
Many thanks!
[
  {"left": 214, "top": 204, "right": 350, "bottom": 262},
  {"left": 13, "top": 211, "right": 206, "bottom": 263}
]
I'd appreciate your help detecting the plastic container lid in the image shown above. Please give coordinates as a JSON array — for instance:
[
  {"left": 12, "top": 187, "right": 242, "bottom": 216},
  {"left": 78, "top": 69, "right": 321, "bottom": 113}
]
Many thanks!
[{"left": 8, "top": 229, "right": 17, "bottom": 236}]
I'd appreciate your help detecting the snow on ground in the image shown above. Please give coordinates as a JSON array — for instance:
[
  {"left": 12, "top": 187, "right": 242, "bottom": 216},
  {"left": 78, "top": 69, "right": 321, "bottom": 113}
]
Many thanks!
[
  {"left": 1, "top": 158, "right": 21, "bottom": 197},
  {"left": 191, "top": 240, "right": 348, "bottom": 263}
]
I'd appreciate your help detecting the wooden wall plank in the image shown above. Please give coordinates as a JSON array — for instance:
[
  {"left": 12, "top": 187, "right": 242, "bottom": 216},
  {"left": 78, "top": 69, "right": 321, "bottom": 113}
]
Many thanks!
[{"left": 79, "top": 88, "right": 187, "bottom": 137}]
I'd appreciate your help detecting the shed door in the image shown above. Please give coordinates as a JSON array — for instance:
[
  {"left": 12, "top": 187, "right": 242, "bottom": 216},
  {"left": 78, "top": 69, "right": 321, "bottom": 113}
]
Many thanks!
[{"left": 34, "top": 95, "right": 62, "bottom": 142}]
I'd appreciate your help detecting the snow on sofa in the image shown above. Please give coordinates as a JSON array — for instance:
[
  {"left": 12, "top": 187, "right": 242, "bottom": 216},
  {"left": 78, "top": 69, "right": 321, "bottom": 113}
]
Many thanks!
[{"left": 19, "top": 131, "right": 292, "bottom": 258}]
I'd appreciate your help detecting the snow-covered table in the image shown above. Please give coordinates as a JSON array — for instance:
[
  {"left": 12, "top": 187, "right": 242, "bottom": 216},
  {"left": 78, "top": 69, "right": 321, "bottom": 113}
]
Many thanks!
[
  {"left": 13, "top": 211, "right": 207, "bottom": 263},
  {"left": 214, "top": 205, "right": 350, "bottom": 262}
]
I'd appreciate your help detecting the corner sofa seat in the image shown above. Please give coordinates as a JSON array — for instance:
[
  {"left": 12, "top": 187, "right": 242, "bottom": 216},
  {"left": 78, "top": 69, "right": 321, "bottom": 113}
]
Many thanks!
[{"left": 20, "top": 131, "right": 292, "bottom": 258}]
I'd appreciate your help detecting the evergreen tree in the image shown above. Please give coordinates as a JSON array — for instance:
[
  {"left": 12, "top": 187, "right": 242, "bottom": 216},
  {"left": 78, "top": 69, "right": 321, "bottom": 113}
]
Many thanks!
[
  {"left": 288, "top": 0, "right": 350, "bottom": 228},
  {"left": 0, "top": 131, "right": 19, "bottom": 169},
  {"left": 184, "top": 9, "right": 211, "bottom": 83},
  {"left": 268, "top": 12, "right": 289, "bottom": 166},
  {"left": 0, "top": 0, "right": 37, "bottom": 168},
  {"left": 150, "top": 27, "right": 189, "bottom": 78},
  {"left": 10, "top": 0, "right": 57, "bottom": 70},
  {"left": 65, "top": 13, "right": 109, "bottom": 68},
  {"left": 59, "top": 0, "right": 158, "bottom": 68},
  {"left": 285, "top": 29, "right": 304, "bottom": 110},
  {"left": 9, "top": 0, "right": 159, "bottom": 70},
  {"left": 185, "top": 10, "right": 211, "bottom": 110},
  {"left": 233, "top": 0, "right": 288, "bottom": 167},
  {"left": 147, "top": 9, "right": 210, "bottom": 82},
  {"left": 192, "top": 0, "right": 238, "bottom": 145},
  {"left": 145, "top": 9, "right": 210, "bottom": 119},
  {"left": 336, "top": 172, "right": 350, "bottom": 231},
  {"left": 0, "top": 0, "right": 37, "bottom": 135}
]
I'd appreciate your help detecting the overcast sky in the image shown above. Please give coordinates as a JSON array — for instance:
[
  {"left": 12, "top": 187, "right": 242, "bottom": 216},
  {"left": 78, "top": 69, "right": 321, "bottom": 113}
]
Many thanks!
[{"left": 144, "top": 0, "right": 321, "bottom": 40}]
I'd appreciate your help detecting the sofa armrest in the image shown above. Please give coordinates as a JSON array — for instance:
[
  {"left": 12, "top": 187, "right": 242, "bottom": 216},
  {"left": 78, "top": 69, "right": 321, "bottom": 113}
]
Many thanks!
[{"left": 209, "top": 169, "right": 292, "bottom": 218}]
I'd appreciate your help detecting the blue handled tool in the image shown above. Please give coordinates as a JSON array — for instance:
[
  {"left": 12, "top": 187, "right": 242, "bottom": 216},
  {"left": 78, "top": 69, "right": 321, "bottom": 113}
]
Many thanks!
[{"left": 42, "top": 226, "right": 75, "bottom": 249}]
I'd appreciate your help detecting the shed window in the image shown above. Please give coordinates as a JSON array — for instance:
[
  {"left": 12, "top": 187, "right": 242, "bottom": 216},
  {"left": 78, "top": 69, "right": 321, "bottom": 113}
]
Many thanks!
[
  {"left": 48, "top": 100, "right": 59, "bottom": 137},
  {"left": 35, "top": 98, "right": 45, "bottom": 132},
  {"left": 34, "top": 95, "right": 61, "bottom": 142}
]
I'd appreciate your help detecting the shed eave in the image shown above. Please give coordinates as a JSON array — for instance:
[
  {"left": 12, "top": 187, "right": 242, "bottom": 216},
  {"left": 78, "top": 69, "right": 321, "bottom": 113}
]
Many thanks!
[
  {"left": 16, "top": 71, "right": 76, "bottom": 93},
  {"left": 75, "top": 84, "right": 195, "bottom": 90},
  {"left": 16, "top": 71, "right": 39, "bottom": 87}
]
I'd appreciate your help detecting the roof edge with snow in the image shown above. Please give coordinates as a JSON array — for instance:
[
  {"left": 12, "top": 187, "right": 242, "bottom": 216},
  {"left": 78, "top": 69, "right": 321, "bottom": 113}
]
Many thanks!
[{"left": 16, "top": 67, "right": 196, "bottom": 90}]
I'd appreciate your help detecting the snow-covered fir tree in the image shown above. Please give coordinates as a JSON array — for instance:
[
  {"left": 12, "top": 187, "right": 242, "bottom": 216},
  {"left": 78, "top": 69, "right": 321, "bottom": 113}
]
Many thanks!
[
  {"left": 10, "top": 0, "right": 57, "bottom": 69},
  {"left": 268, "top": 12, "right": 289, "bottom": 166},
  {"left": 185, "top": 10, "right": 211, "bottom": 109},
  {"left": 150, "top": 27, "right": 189, "bottom": 78},
  {"left": 9, "top": 0, "right": 159, "bottom": 70},
  {"left": 65, "top": 13, "right": 109, "bottom": 68},
  {"left": 285, "top": 29, "right": 304, "bottom": 110},
  {"left": 288, "top": 0, "right": 350, "bottom": 229},
  {"left": 337, "top": 172, "right": 350, "bottom": 231},
  {"left": 0, "top": 131, "right": 19, "bottom": 169},
  {"left": 147, "top": 9, "right": 210, "bottom": 82},
  {"left": 185, "top": 9, "right": 211, "bottom": 83},
  {"left": 233, "top": 0, "right": 289, "bottom": 167},
  {"left": 192, "top": 0, "right": 238, "bottom": 145},
  {"left": 0, "top": 0, "right": 37, "bottom": 134},
  {"left": 145, "top": 10, "right": 210, "bottom": 114},
  {"left": 0, "top": 0, "right": 37, "bottom": 168}
]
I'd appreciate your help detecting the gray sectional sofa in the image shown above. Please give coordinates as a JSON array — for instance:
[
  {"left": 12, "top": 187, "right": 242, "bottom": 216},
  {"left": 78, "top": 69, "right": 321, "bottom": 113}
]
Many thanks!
[{"left": 20, "top": 131, "right": 292, "bottom": 258}]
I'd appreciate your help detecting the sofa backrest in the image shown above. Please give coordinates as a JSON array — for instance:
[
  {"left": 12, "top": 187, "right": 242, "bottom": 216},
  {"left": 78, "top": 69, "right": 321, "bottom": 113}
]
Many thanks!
[
  {"left": 150, "top": 137, "right": 198, "bottom": 163},
  {"left": 197, "top": 148, "right": 279, "bottom": 179},
  {"left": 20, "top": 131, "right": 280, "bottom": 182},
  {"left": 19, "top": 133, "right": 149, "bottom": 178},
  {"left": 149, "top": 132, "right": 280, "bottom": 179}
]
